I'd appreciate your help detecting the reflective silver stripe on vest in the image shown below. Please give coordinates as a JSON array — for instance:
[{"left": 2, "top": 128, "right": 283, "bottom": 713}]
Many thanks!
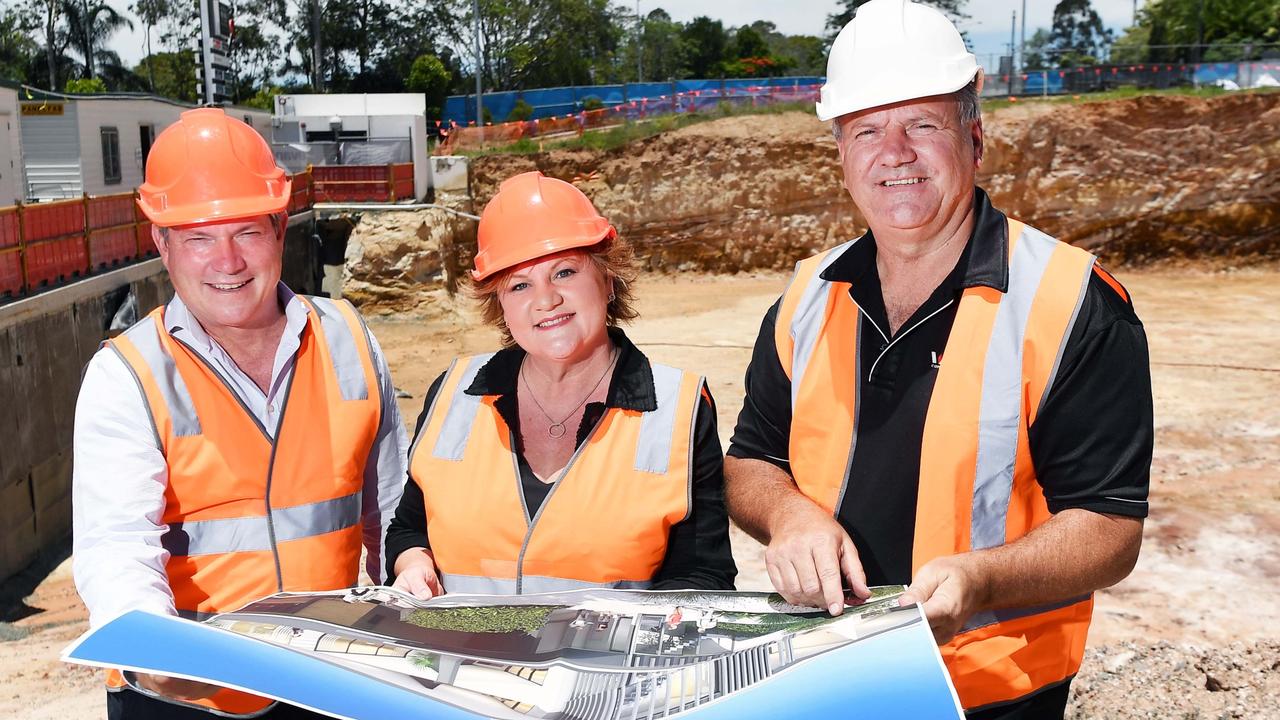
[
  {"left": 161, "top": 491, "right": 361, "bottom": 557},
  {"left": 440, "top": 572, "right": 652, "bottom": 596},
  {"left": 1038, "top": 256, "right": 1095, "bottom": 420},
  {"left": 960, "top": 593, "right": 1092, "bottom": 634},
  {"left": 787, "top": 240, "right": 856, "bottom": 408},
  {"left": 633, "top": 364, "right": 685, "bottom": 474},
  {"left": 119, "top": 318, "right": 203, "bottom": 437},
  {"left": 970, "top": 225, "right": 1059, "bottom": 552},
  {"left": 431, "top": 353, "right": 495, "bottom": 461},
  {"left": 306, "top": 296, "right": 369, "bottom": 402}
]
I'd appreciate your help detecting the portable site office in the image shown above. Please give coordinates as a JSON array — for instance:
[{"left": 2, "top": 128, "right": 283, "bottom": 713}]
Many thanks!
[{"left": 12, "top": 87, "right": 271, "bottom": 202}]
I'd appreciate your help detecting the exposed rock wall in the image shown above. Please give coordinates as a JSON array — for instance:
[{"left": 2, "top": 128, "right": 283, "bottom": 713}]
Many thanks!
[
  {"left": 342, "top": 206, "right": 476, "bottom": 313},
  {"left": 346, "top": 93, "right": 1280, "bottom": 309}
]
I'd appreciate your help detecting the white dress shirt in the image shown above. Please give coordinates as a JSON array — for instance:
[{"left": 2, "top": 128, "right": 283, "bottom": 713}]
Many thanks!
[{"left": 72, "top": 285, "right": 408, "bottom": 629}]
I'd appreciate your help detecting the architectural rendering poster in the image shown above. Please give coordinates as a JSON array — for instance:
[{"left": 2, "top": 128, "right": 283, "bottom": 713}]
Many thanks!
[{"left": 64, "top": 586, "right": 964, "bottom": 719}]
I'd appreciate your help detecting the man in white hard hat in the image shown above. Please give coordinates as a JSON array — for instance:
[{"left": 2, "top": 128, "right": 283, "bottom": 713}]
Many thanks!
[{"left": 724, "top": 0, "right": 1152, "bottom": 717}]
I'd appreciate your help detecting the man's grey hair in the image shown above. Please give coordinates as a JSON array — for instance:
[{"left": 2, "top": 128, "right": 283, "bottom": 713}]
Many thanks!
[{"left": 831, "top": 79, "right": 982, "bottom": 141}]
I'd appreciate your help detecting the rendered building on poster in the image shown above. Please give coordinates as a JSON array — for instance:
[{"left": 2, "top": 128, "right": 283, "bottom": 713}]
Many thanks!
[{"left": 217, "top": 588, "right": 912, "bottom": 720}]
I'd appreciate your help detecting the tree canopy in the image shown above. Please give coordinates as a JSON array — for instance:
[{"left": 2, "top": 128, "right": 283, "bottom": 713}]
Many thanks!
[{"left": 0, "top": 1, "right": 829, "bottom": 114}]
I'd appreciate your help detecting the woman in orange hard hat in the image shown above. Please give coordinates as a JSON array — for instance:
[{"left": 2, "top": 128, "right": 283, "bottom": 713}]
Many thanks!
[{"left": 385, "top": 171, "right": 736, "bottom": 597}]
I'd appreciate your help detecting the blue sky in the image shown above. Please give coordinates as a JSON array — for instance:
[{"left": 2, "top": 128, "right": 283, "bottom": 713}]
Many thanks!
[{"left": 103, "top": 0, "right": 1144, "bottom": 72}]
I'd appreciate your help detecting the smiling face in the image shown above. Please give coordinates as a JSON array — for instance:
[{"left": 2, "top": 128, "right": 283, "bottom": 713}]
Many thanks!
[
  {"left": 154, "top": 214, "right": 285, "bottom": 338},
  {"left": 497, "top": 250, "right": 613, "bottom": 364},
  {"left": 834, "top": 95, "right": 983, "bottom": 240}
]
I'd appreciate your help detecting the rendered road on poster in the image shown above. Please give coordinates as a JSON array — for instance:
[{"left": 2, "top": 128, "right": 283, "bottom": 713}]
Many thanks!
[{"left": 63, "top": 586, "right": 963, "bottom": 719}]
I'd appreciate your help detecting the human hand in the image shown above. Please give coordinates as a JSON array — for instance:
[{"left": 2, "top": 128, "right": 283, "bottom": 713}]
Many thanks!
[
  {"left": 133, "top": 672, "right": 221, "bottom": 701},
  {"left": 391, "top": 547, "right": 443, "bottom": 600},
  {"left": 899, "top": 554, "right": 987, "bottom": 644},
  {"left": 764, "top": 497, "right": 869, "bottom": 615}
]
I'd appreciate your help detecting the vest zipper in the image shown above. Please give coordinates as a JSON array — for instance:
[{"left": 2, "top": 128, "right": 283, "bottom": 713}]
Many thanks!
[
  {"left": 512, "top": 411, "right": 609, "bottom": 595},
  {"left": 262, "top": 368, "right": 298, "bottom": 592},
  {"left": 170, "top": 334, "right": 296, "bottom": 591}
]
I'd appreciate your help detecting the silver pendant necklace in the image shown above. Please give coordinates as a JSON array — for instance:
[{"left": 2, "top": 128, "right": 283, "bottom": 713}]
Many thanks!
[{"left": 520, "top": 347, "right": 618, "bottom": 438}]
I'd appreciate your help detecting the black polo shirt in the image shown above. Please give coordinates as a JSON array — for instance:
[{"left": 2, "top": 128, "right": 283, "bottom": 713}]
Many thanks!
[
  {"left": 727, "top": 188, "right": 1152, "bottom": 587},
  {"left": 386, "top": 327, "right": 738, "bottom": 591}
]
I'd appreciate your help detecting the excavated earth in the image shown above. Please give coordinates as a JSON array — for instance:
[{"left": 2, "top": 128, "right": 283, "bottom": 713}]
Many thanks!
[
  {"left": 343, "top": 91, "right": 1279, "bottom": 312},
  {"left": 2, "top": 93, "right": 1278, "bottom": 718}
]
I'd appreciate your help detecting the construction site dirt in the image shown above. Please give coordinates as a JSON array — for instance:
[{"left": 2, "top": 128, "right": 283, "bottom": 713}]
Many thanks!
[{"left": 3, "top": 264, "right": 1279, "bottom": 719}]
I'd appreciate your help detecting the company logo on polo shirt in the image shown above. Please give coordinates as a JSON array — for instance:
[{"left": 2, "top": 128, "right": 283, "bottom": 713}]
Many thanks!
[{"left": 930, "top": 351, "right": 942, "bottom": 369}]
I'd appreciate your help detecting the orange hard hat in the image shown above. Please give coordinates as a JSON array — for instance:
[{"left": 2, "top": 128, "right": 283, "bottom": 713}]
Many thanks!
[
  {"left": 137, "top": 108, "right": 290, "bottom": 227},
  {"left": 472, "top": 171, "right": 615, "bottom": 281}
]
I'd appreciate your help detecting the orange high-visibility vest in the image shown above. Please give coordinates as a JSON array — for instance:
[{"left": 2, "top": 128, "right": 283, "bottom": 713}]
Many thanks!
[
  {"left": 100, "top": 295, "right": 381, "bottom": 716},
  {"left": 409, "top": 354, "right": 703, "bottom": 595},
  {"left": 775, "top": 219, "right": 1098, "bottom": 711}
]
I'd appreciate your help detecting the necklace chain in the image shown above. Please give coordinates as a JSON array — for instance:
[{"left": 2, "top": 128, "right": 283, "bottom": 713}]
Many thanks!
[{"left": 520, "top": 348, "right": 618, "bottom": 439}]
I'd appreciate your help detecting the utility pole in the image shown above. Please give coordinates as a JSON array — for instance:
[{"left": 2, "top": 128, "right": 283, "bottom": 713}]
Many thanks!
[
  {"left": 1009, "top": 11, "right": 1016, "bottom": 95},
  {"left": 636, "top": 0, "right": 644, "bottom": 82},
  {"left": 1020, "top": 0, "right": 1027, "bottom": 73},
  {"left": 474, "top": 0, "right": 483, "bottom": 125}
]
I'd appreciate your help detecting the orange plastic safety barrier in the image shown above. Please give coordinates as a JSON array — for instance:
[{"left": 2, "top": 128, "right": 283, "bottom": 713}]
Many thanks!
[
  {"left": 0, "top": 168, "right": 331, "bottom": 300},
  {"left": 311, "top": 163, "right": 415, "bottom": 203}
]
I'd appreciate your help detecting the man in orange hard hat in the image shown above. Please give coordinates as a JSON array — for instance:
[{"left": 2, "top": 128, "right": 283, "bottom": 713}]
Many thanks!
[
  {"left": 724, "top": 1, "right": 1151, "bottom": 717},
  {"left": 71, "top": 108, "right": 408, "bottom": 719}
]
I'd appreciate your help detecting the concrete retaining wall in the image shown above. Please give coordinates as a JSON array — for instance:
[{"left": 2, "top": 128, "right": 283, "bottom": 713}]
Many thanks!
[
  {"left": 0, "top": 261, "right": 171, "bottom": 581},
  {"left": 0, "top": 218, "right": 319, "bottom": 582}
]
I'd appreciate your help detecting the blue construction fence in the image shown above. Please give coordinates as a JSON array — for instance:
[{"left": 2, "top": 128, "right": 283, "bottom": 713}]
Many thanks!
[
  {"left": 992, "top": 60, "right": 1280, "bottom": 96},
  {"left": 444, "top": 76, "right": 825, "bottom": 126}
]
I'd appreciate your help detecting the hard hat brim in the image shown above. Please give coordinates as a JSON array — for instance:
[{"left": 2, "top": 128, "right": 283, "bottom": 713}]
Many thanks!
[
  {"left": 471, "top": 225, "right": 616, "bottom": 282},
  {"left": 816, "top": 67, "right": 981, "bottom": 122},
  {"left": 137, "top": 181, "right": 293, "bottom": 228}
]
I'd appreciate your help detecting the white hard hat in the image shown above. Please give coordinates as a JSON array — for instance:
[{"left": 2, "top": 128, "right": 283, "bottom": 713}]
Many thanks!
[{"left": 816, "top": 0, "right": 982, "bottom": 122}]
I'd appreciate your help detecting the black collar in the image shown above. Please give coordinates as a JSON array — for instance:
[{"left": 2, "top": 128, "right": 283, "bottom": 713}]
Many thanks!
[
  {"left": 464, "top": 326, "right": 657, "bottom": 413},
  {"left": 819, "top": 187, "right": 1010, "bottom": 294}
]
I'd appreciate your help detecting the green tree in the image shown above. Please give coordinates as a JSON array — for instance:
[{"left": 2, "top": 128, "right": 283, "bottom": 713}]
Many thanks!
[
  {"left": 242, "top": 84, "right": 284, "bottom": 110},
  {"left": 132, "top": 50, "right": 197, "bottom": 102},
  {"left": 750, "top": 20, "right": 824, "bottom": 75},
  {"left": 506, "top": 97, "right": 534, "bottom": 120},
  {"left": 1023, "top": 28, "right": 1053, "bottom": 70},
  {"left": 1046, "top": 0, "right": 1111, "bottom": 67},
  {"left": 0, "top": 7, "right": 37, "bottom": 83},
  {"left": 618, "top": 7, "right": 686, "bottom": 82},
  {"left": 25, "top": 0, "right": 68, "bottom": 90},
  {"left": 1113, "top": 0, "right": 1280, "bottom": 63},
  {"left": 60, "top": 0, "right": 134, "bottom": 80},
  {"left": 731, "top": 25, "right": 770, "bottom": 60},
  {"left": 681, "top": 16, "right": 727, "bottom": 78},
  {"left": 639, "top": 8, "right": 686, "bottom": 81},
  {"left": 130, "top": 0, "right": 167, "bottom": 91},
  {"left": 64, "top": 76, "right": 106, "bottom": 92},
  {"left": 407, "top": 53, "right": 452, "bottom": 117},
  {"left": 369, "top": 0, "right": 457, "bottom": 93}
]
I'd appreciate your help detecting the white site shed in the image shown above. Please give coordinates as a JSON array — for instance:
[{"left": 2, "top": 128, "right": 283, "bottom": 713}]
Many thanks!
[
  {"left": 273, "top": 93, "right": 429, "bottom": 201},
  {"left": 18, "top": 91, "right": 271, "bottom": 201},
  {"left": 0, "top": 83, "right": 24, "bottom": 205}
]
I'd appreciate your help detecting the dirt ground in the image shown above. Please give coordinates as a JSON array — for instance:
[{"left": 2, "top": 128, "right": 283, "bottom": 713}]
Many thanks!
[{"left": 3, "top": 266, "right": 1278, "bottom": 718}]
